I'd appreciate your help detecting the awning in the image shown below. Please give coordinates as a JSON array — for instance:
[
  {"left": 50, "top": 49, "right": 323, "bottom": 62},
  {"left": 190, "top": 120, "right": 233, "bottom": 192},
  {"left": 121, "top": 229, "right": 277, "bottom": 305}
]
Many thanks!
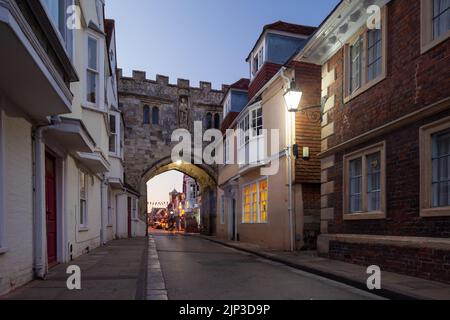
[
  {"left": 45, "top": 118, "right": 96, "bottom": 155},
  {"left": 76, "top": 152, "right": 110, "bottom": 173}
]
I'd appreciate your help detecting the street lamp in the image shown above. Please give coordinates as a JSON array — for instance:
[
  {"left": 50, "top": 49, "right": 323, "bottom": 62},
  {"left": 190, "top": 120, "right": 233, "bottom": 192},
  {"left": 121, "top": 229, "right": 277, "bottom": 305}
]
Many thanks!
[{"left": 283, "top": 87, "right": 303, "bottom": 113}]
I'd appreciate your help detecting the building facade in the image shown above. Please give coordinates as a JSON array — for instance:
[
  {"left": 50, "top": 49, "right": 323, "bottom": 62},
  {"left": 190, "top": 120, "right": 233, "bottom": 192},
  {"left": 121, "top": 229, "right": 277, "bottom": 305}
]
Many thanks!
[
  {"left": 293, "top": 0, "right": 450, "bottom": 283},
  {"left": 217, "top": 22, "right": 323, "bottom": 251},
  {"left": 0, "top": 0, "right": 145, "bottom": 296}
]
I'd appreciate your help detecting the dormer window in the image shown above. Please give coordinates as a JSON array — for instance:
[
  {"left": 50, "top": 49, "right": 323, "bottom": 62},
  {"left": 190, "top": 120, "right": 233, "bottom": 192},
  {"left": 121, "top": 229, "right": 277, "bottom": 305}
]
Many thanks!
[
  {"left": 251, "top": 46, "right": 264, "bottom": 78},
  {"left": 223, "top": 94, "right": 231, "bottom": 118}
]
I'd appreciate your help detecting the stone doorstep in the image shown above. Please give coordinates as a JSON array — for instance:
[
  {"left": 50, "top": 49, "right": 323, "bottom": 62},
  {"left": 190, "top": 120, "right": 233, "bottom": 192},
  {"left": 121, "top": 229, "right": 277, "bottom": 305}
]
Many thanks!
[{"left": 191, "top": 234, "right": 450, "bottom": 301}]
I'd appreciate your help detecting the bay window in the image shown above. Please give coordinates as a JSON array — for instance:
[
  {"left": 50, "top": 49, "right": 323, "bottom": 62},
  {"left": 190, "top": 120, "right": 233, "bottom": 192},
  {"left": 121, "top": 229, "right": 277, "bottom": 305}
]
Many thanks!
[
  {"left": 242, "top": 178, "right": 269, "bottom": 224},
  {"left": 87, "top": 36, "right": 99, "bottom": 105},
  {"left": 238, "top": 104, "right": 264, "bottom": 167},
  {"left": 420, "top": 118, "right": 450, "bottom": 217},
  {"left": 343, "top": 142, "right": 386, "bottom": 220},
  {"left": 109, "top": 114, "right": 117, "bottom": 154}
]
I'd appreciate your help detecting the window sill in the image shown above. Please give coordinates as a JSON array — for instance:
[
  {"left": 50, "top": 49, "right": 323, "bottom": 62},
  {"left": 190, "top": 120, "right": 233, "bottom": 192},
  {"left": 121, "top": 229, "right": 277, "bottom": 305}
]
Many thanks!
[
  {"left": 344, "top": 73, "right": 386, "bottom": 104},
  {"left": 0, "top": 247, "right": 9, "bottom": 255},
  {"left": 343, "top": 212, "right": 386, "bottom": 221},
  {"left": 78, "top": 228, "right": 90, "bottom": 233},
  {"left": 421, "top": 207, "right": 450, "bottom": 218},
  {"left": 421, "top": 30, "right": 450, "bottom": 55},
  {"left": 82, "top": 104, "right": 107, "bottom": 114}
]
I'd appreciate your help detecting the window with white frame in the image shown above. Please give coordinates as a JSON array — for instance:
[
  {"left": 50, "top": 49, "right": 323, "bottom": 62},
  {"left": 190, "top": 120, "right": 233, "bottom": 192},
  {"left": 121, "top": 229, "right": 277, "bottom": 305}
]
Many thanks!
[
  {"left": 41, "top": 0, "right": 74, "bottom": 59},
  {"left": 87, "top": 36, "right": 99, "bottom": 105},
  {"left": 223, "top": 94, "right": 231, "bottom": 118},
  {"left": 238, "top": 114, "right": 250, "bottom": 148},
  {"left": 224, "top": 137, "right": 230, "bottom": 165},
  {"left": 109, "top": 114, "right": 117, "bottom": 154},
  {"left": 242, "top": 178, "right": 269, "bottom": 224},
  {"left": 343, "top": 143, "right": 386, "bottom": 219},
  {"left": 251, "top": 46, "right": 264, "bottom": 77},
  {"left": 420, "top": 118, "right": 450, "bottom": 217},
  {"left": 431, "top": 129, "right": 450, "bottom": 208},
  {"left": 345, "top": 7, "right": 387, "bottom": 99},
  {"left": 433, "top": 0, "right": 450, "bottom": 39},
  {"left": 421, "top": 0, "right": 450, "bottom": 52},
  {"left": 79, "top": 171, "right": 88, "bottom": 228},
  {"left": 250, "top": 106, "right": 263, "bottom": 138}
]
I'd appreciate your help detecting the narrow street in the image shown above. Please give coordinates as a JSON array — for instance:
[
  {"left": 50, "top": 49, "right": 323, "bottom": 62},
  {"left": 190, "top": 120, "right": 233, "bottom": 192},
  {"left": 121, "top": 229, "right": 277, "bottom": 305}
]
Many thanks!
[{"left": 153, "top": 233, "right": 382, "bottom": 300}]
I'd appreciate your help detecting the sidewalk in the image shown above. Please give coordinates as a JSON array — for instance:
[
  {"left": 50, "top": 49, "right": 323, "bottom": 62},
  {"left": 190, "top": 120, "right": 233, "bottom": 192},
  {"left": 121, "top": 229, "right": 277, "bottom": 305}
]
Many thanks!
[
  {"left": 1, "top": 238, "right": 147, "bottom": 300},
  {"left": 193, "top": 234, "right": 450, "bottom": 300}
]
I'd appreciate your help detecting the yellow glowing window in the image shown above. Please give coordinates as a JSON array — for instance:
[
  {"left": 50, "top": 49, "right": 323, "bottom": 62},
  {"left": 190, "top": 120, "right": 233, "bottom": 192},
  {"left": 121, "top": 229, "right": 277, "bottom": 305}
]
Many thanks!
[
  {"left": 252, "top": 183, "right": 258, "bottom": 222},
  {"left": 243, "top": 186, "right": 251, "bottom": 223},
  {"left": 259, "top": 180, "right": 268, "bottom": 223}
]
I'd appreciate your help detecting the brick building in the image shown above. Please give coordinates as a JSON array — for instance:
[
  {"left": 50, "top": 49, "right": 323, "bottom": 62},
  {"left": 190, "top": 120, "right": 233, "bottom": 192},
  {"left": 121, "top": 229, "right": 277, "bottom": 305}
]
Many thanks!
[{"left": 293, "top": 0, "right": 450, "bottom": 282}]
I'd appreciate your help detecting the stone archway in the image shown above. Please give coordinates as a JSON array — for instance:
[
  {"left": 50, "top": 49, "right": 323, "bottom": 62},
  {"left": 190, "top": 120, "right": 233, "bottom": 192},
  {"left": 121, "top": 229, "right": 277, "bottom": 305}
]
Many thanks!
[
  {"left": 118, "top": 71, "right": 226, "bottom": 235},
  {"left": 141, "top": 156, "right": 218, "bottom": 234}
]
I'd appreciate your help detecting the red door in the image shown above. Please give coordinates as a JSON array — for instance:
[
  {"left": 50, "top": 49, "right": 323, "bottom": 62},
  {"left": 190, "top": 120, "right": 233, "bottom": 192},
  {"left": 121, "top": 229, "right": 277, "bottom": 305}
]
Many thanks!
[
  {"left": 127, "top": 197, "right": 132, "bottom": 238},
  {"left": 45, "top": 153, "right": 57, "bottom": 266}
]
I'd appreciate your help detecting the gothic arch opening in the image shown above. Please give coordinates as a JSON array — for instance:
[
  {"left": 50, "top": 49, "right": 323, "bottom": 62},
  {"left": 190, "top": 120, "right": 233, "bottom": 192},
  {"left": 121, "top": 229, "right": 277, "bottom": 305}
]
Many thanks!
[{"left": 140, "top": 156, "right": 218, "bottom": 235}]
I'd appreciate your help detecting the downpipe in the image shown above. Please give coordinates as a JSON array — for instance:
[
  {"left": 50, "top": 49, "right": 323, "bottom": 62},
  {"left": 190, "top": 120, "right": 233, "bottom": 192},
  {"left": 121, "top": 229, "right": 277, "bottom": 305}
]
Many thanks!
[{"left": 281, "top": 68, "right": 295, "bottom": 252}]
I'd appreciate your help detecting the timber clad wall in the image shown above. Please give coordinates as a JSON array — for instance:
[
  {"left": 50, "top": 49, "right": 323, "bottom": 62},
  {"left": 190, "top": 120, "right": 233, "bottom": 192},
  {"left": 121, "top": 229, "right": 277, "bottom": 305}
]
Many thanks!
[
  {"left": 320, "top": 0, "right": 450, "bottom": 282},
  {"left": 293, "top": 62, "right": 322, "bottom": 184}
]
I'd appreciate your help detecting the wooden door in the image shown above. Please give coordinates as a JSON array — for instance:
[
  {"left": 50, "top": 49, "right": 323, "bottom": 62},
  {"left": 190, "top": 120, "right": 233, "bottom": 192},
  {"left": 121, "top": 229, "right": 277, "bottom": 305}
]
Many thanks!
[{"left": 45, "top": 153, "right": 57, "bottom": 266}]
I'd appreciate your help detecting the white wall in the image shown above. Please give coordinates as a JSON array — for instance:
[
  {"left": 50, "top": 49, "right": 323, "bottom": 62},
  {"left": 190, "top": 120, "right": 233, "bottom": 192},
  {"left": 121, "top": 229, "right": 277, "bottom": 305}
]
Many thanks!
[{"left": 0, "top": 112, "right": 34, "bottom": 295}]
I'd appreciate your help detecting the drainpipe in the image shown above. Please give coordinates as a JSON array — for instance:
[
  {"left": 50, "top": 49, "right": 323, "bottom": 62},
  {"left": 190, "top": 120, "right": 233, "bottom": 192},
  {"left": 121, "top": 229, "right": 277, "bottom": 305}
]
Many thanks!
[
  {"left": 281, "top": 68, "right": 295, "bottom": 252},
  {"left": 100, "top": 174, "right": 108, "bottom": 245},
  {"left": 33, "top": 117, "right": 62, "bottom": 278}
]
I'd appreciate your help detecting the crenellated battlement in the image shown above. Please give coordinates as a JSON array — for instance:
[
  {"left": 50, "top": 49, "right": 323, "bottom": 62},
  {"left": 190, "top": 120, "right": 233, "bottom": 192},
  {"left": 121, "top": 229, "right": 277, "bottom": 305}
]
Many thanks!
[{"left": 117, "top": 68, "right": 228, "bottom": 93}]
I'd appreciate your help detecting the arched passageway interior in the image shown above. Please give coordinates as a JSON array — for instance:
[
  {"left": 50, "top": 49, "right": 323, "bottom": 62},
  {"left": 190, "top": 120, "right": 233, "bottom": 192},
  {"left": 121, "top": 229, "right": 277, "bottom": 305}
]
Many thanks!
[{"left": 142, "top": 160, "right": 218, "bottom": 235}]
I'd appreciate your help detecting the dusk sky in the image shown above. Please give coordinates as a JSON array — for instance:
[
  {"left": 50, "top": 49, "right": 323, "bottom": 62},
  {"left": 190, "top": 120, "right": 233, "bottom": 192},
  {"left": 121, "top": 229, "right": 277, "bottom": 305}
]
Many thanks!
[{"left": 105, "top": 0, "right": 340, "bottom": 207}]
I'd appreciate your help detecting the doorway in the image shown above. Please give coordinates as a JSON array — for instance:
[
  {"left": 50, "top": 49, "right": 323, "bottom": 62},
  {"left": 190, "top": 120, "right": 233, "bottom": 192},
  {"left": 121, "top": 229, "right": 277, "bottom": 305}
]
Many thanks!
[
  {"left": 228, "top": 199, "right": 236, "bottom": 241},
  {"left": 45, "top": 152, "right": 57, "bottom": 266}
]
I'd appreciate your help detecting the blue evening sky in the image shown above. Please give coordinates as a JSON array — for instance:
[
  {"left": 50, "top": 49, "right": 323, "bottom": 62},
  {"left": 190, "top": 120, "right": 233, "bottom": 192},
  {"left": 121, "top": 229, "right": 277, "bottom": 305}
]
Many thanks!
[
  {"left": 106, "top": 0, "right": 340, "bottom": 206},
  {"left": 106, "top": 0, "right": 340, "bottom": 90}
]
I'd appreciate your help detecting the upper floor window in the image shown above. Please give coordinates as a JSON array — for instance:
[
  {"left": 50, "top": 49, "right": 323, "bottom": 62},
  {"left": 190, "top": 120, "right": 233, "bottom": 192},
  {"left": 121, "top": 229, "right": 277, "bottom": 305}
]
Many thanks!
[
  {"left": 420, "top": 117, "right": 450, "bottom": 217},
  {"left": 250, "top": 106, "right": 263, "bottom": 138},
  {"left": 87, "top": 36, "right": 99, "bottom": 105},
  {"left": 344, "top": 7, "right": 387, "bottom": 101},
  {"left": 152, "top": 107, "right": 159, "bottom": 125},
  {"left": 41, "top": 0, "right": 74, "bottom": 59},
  {"left": 214, "top": 113, "right": 221, "bottom": 129},
  {"left": 109, "top": 114, "right": 117, "bottom": 154},
  {"left": 251, "top": 46, "right": 264, "bottom": 78},
  {"left": 205, "top": 113, "right": 213, "bottom": 130},
  {"left": 224, "top": 95, "right": 231, "bottom": 117},
  {"left": 421, "top": 0, "right": 450, "bottom": 53},
  {"left": 143, "top": 105, "right": 150, "bottom": 124},
  {"left": 433, "top": 0, "right": 450, "bottom": 39},
  {"left": 343, "top": 142, "right": 386, "bottom": 220},
  {"left": 238, "top": 114, "right": 250, "bottom": 148}
]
